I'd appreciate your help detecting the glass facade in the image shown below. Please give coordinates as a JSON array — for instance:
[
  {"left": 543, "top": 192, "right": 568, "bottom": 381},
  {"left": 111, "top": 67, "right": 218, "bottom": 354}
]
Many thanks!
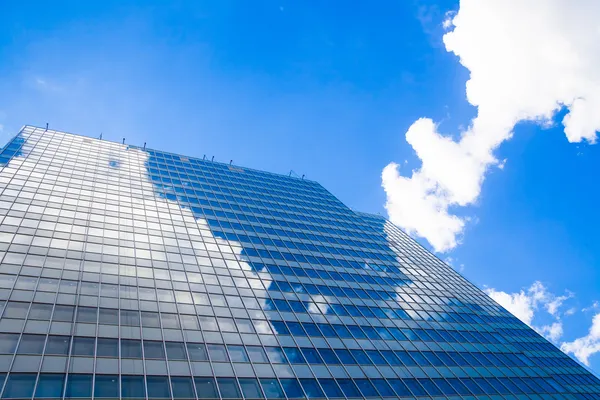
[{"left": 0, "top": 125, "right": 595, "bottom": 399}]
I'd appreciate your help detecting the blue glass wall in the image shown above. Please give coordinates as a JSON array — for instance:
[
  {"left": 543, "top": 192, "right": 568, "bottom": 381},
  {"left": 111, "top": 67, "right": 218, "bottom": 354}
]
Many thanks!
[{"left": 0, "top": 125, "right": 594, "bottom": 399}]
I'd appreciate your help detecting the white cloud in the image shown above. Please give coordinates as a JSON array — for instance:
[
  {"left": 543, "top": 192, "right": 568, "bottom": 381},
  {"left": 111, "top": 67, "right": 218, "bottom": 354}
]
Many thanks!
[
  {"left": 539, "top": 322, "right": 564, "bottom": 342},
  {"left": 485, "top": 281, "right": 572, "bottom": 342},
  {"left": 383, "top": 0, "right": 600, "bottom": 252},
  {"left": 561, "top": 313, "right": 600, "bottom": 366}
]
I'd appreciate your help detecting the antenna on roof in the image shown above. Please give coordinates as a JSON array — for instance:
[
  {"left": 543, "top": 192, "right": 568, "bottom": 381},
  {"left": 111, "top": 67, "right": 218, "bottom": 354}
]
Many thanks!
[
  {"left": 45, "top": 123, "right": 48, "bottom": 131},
  {"left": 122, "top": 138, "right": 125, "bottom": 144},
  {"left": 143, "top": 142, "right": 146, "bottom": 151},
  {"left": 203, "top": 155, "right": 206, "bottom": 160},
  {"left": 229, "top": 160, "right": 233, "bottom": 165},
  {"left": 99, "top": 133, "right": 103, "bottom": 140},
  {"left": 211, "top": 156, "right": 214, "bottom": 162},
  {"left": 302, "top": 174, "right": 305, "bottom": 180}
]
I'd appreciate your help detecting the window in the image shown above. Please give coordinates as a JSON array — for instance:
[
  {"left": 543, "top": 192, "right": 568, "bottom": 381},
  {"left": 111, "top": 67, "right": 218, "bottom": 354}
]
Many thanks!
[
  {"left": 72, "top": 337, "right": 95, "bottom": 356},
  {"left": 144, "top": 341, "right": 165, "bottom": 359},
  {"left": 187, "top": 343, "right": 208, "bottom": 361},
  {"left": 96, "top": 338, "right": 119, "bottom": 357},
  {"left": 17, "top": 334, "right": 45, "bottom": 354},
  {"left": 53, "top": 305, "right": 75, "bottom": 321},
  {"left": 260, "top": 379, "right": 285, "bottom": 399},
  {"left": 3, "top": 373, "right": 36, "bottom": 399},
  {"left": 171, "top": 376, "right": 195, "bottom": 399},
  {"left": 121, "top": 339, "right": 142, "bottom": 358},
  {"left": 99, "top": 308, "right": 118, "bottom": 325},
  {"left": 217, "top": 378, "right": 241, "bottom": 399},
  {"left": 207, "top": 344, "right": 229, "bottom": 362},
  {"left": 239, "top": 379, "right": 263, "bottom": 399},
  {"left": 166, "top": 342, "right": 187, "bottom": 360},
  {"left": 65, "top": 374, "right": 93, "bottom": 398},
  {"left": 94, "top": 375, "right": 119, "bottom": 398},
  {"left": 195, "top": 378, "right": 218, "bottom": 399},
  {"left": 247, "top": 346, "right": 268, "bottom": 363},
  {"left": 28, "top": 303, "right": 53, "bottom": 320},
  {"left": 228, "top": 345, "right": 249, "bottom": 362},
  {"left": 318, "top": 379, "right": 343, "bottom": 398},
  {"left": 35, "top": 374, "right": 65, "bottom": 398},
  {"left": 45, "top": 336, "right": 70, "bottom": 355},
  {"left": 0, "top": 334, "right": 19, "bottom": 354},
  {"left": 122, "top": 375, "right": 145, "bottom": 398},
  {"left": 146, "top": 376, "right": 171, "bottom": 399},
  {"left": 280, "top": 379, "right": 304, "bottom": 399}
]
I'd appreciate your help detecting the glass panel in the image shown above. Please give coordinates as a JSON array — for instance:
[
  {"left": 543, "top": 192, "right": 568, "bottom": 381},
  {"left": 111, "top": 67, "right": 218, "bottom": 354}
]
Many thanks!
[
  {"left": 280, "top": 379, "right": 304, "bottom": 399},
  {"left": 144, "top": 341, "right": 166, "bottom": 359},
  {"left": 17, "top": 334, "right": 46, "bottom": 354},
  {"left": 228, "top": 345, "right": 249, "bottom": 362},
  {"left": 45, "top": 336, "right": 70, "bottom": 355},
  {"left": 35, "top": 374, "right": 65, "bottom": 398},
  {"left": 94, "top": 375, "right": 119, "bottom": 398},
  {"left": 165, "top": 342, "right": 187, "bottom": 360},
  {"left": 146, "top": 376, "right": 171, "bottom": 398},
  {"left": 122, "top": 375, "right": 146, "bottom": 398},
  {"left": 187, "top": 343, "right": 208, "bottom": 361},
  {"left": 260, "top": 379, "right": 285, "bottom": 399},
  {"left": 121, "top": 339, "right": 142, "bottom": 358},
  {"left": 3, "top": 373, "right": 36, "bottom": 399},
  {"left": 217, "top": 378, "right": 241, "bottom": 399},
  {"left": 207, "top": 344, "right": 229, "bottom": 362},
  {"left": 171, "top": 376, "right": 195, "bottom": 399},
  {"left": 71, "top": 337, "right": 95, "bottom": 356},
  {"left": 0, "top": 334, "right": 19, "bottom": 354},
  {"left": 239, "top": 378, "right": 263, "bottom": 399},
  {"left": 65, "top": 374, "right": 93, "bottom": 398},
  {"left": 195, "top": 378, "right": 218, "bottom": 399},
  {"left": 96, "top": 338, "right": 119, "bottom": 357}
]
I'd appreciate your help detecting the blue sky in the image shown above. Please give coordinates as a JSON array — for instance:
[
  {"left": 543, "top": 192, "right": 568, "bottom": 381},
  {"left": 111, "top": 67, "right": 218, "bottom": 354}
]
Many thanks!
[{"left": 1, "top": 0, "right": 600, "bottom": 372}]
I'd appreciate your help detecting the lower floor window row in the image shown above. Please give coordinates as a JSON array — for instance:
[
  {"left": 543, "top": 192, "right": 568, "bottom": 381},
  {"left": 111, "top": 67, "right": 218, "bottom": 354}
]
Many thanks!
[{"left": 0, "top": 373, "right": 571, "bottom": 399}]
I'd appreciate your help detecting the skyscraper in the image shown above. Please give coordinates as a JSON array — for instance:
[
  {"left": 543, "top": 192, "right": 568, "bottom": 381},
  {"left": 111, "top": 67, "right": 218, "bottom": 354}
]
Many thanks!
[{"left": 0, "top": 124, "right": 596, "bottom": 399}]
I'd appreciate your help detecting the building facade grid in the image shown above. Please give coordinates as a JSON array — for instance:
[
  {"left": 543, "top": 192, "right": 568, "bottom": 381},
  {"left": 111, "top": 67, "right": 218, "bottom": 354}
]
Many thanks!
[{"left": 0, "top": 125, "right": 593, "bottom": 399}]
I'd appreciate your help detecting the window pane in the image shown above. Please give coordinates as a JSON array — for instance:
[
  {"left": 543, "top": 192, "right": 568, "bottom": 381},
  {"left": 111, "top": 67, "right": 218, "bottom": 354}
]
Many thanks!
[
  {"left": 228, "top": 345, "right": 249, "bottom": 362},
  {"left": 45, "top": 336, "right": 70, "bottom": 355},
  {"left": 318, "top": 379, "right": 343, "bottom": 398},
  {"left": 217, "top": 378, "right": 241, "bottom": 399},
  {"left": 121, "top": 310, "right": 140, "bottom": 326},
  {"left": 95, "top": 375, "right": 119, "bottom": 398},
  {"left": 194, "top": 378, "right": 218, "bottom": 399},
  {"left": 65, "top": 374, "right": 93, "bottom": 398},
  {"left": 208, "top": 344, "right": 229, "bottom": 362},
  {"left": 96, "top": 338, "right": 119, "bottom": 357},
  {"left": 171, "top": 376, "right": 195, "bottom": 399},
  {"left": 17, "top": 334, "right": 46, "bottom": 354},
  {"left": 260, "top": 379, "right": 285, "bottom": 399},
  {"left": 300, "top": 379, "right": 324, "bottom": 399},
  {"left": 146, "top": 376, "right": 171, "bottom": 398},
  {"left": 98, "top": 308, "right": 119, "bottom": 325},
  {"left": 337, "top": 379, "right": 361, "bottom": 397},
  {"left": 247, "top": 346, "right": 268, "bottom": 363},
  {"left": 280, "top": 379, "right": 304, "bottom": 399},
  {"left": 35, "top": 374, "right": 65, "bottom": 398},
  {"left": 53, "top": 305, "right": 75, "bottom": 321},
  {"left": 187, "top": 343, "right": 208, "bottom": 361},
  {"left": 239, "top": 378, "right": 263, "bottom": 399},
  {"left": 0, "top": 334, "right": 19, "bottom": 354},
  {"left": 141, "top": 311, "right": 161, "bottom": 327},
  {"left": 29, "top": 303, "right": 53, "bottom": 320},
  {"left": 3, "top": 373, "right": 36, "bottom": 399},
  {"left": 121, "top": 339, "right": 142, "bottom": 358},
  {"left": 3, "top": 302, "right": 29, "bottom": 319},
  {"left": 76, "top": 307, "right": 97, "bottom": 323},
  {"left": 144, "top": 341, "right": 165, "bottom": 359},
  {"left": 122, "top": 375, "right": 146, "bottom": 398},
  {"left": 71, "top": 337, "right": 95, "bottom": 356},
  {"left": 166, "top": 342, "right": 187, "bottom": 360}
]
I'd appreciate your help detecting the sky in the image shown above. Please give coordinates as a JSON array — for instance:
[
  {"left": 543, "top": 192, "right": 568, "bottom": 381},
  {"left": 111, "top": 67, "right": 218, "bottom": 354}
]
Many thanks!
[{"left": 1, "top": 0, "right": 600, "bottom": 373}]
